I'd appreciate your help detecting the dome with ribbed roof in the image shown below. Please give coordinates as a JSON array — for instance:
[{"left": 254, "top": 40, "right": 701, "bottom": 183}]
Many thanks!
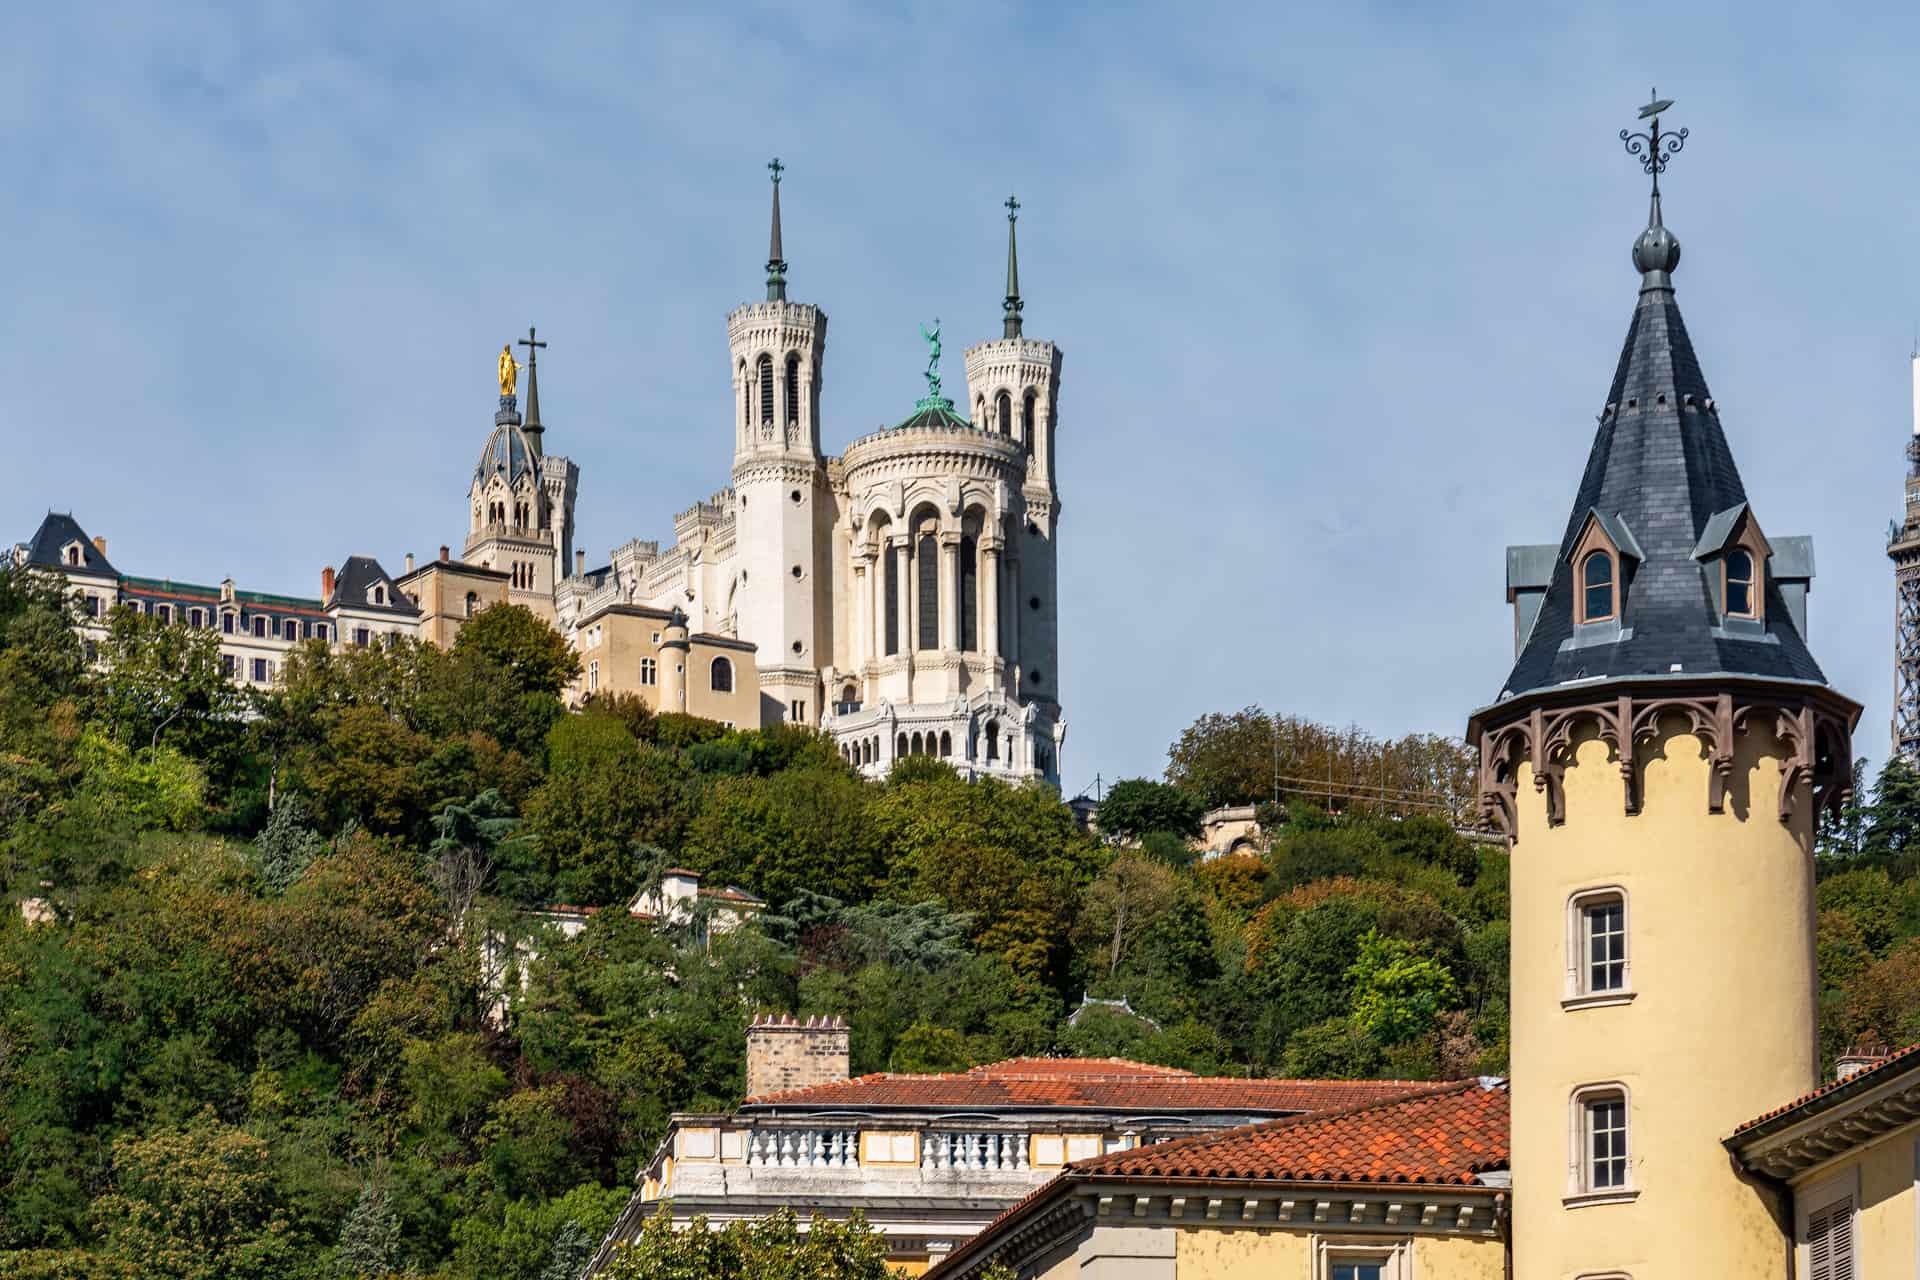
[{"left": 475, "top": 420, "right": 539, "bottom": 486}]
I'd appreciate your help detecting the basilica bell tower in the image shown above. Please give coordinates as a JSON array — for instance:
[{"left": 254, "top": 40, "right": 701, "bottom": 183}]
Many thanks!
[
  {"left": 727, "top": 160, "right": 830, "bottom": 725},
  {"left": 1469, "top": 97, "right": 1857, "bottom": 1278}
]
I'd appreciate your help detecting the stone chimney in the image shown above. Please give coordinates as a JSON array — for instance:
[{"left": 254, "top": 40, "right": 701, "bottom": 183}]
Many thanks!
[
  {"left": 403, "top": 552, "right": 415, "bottom": 574},
  {"left": 1836, "top": 1044, "right": 1892, "bottom": 1082},
  {"left": 440, "top": 544, "right": 451, "bottom": 562},
  {"left": 91, "top": 535, "right": 107, "bottom": 557},
  {"left": 320, "top": 565, "right": 336, "bottom": 600},
  {"left": 745, "top": 1013, "right": 850, "bottom": 1100},
  {"left": 575, "top": 549, "right": 586, "bottom": 577}
]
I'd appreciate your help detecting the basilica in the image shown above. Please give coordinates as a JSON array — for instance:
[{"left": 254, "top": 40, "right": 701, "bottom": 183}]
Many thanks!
[{"left": 17, "top": 167, "right": 1068, "bottom": 786}]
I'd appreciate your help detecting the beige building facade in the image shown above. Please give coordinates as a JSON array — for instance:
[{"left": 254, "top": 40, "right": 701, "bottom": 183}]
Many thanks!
[{"left": 568, "top": 602, "right": 760, "bottom": 727}]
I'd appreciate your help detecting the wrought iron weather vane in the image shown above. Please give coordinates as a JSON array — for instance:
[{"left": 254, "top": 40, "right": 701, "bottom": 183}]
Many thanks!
[{"left": 1620, "top": 89, "right": 1688, "bottom": 194}]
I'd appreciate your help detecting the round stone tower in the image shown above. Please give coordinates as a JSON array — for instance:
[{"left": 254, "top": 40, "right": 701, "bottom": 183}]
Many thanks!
[{"left": 1470, "top": 106, "right": 1856, "bottom": 1278}]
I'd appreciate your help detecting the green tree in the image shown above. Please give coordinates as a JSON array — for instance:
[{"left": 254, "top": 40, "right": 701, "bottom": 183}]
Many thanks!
[
  {"left": 254, "top": 793, "right": 327, "bottom": 893},
  {"left": 600, "top": 1207, "right": 895, "bottom": 1280},
  {"left": 335, "top": 1181, "right": 401, "bottom": 1279},
  {"left": 680, "top": 766, "right": 878, "bottom": 905},
  {"left": 526, "top": 717, "right": 698, "bottom": 904},
  {"left": 91, "top": 1113, "right": 296, "bottom": 1280},
  {"left": 452, "top": 603, "right": 582, "bottom": 699},
  {"left": 1346, "top": 929, "right": 1459, "bottom": 1045},
  {"left": 92, "top": 609, "right": 247, "bottom": 781},
  {"left": 1074, "top": 852, "right": 1178, "bottom": 979},
  {"left": 1095, "top": 778, "right": 1206, "bottom": 841}
]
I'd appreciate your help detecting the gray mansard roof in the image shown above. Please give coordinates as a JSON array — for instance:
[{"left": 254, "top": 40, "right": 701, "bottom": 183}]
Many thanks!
[
  {"left": 24, "top": 512, "right": 115, "bottom": 574},
  {"left": 329, "top": 555, "right": 419, "bottom": 617},
  {"left": 1494, "top": 203, "right": 1828, "bottom": 705}
]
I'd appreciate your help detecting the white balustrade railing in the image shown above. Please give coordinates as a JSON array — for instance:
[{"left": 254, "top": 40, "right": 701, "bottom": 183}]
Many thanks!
[
  {"left": 744, "top": 1128, "right": 858, "bottom": 1168},
  {"left": 922, "top": 1131, "right": 1029, "bottom": 1173}
]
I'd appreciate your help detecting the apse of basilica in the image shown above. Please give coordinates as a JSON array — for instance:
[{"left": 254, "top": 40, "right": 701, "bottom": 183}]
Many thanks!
[{"left": 464, "top": 167, "right": 1065, "bottom": 785}]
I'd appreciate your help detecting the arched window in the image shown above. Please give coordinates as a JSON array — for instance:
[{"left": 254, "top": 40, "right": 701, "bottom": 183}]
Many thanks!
[
  {"left": 897, "top": 733, "right": 909, "bottom": 758},
  {"left": 995, "top": 390, "right": 1012, "bottom": 436},
  {"left": 959, "top": 535, "right": 978, "bottom": 650},
  {"left": 65, "top": 545, "right": 80, "bottom": 566},
  {"left": 1725, "top": 548, "right": 1756, "bottom": 617},
  {"left": 711, "top": 656, "right": 734, "bottom": 693},
  {"left": 464, "top": 592, "right": 478, "bottom": 618},
  {"left": 940, "top": 731, "right": 952, "bottom": 757},
  {"left": 785, "top": 354, "right": 801, "bottom": 425},
  {"left": 757, "top": 354, "right": 774, "bottom": 424},
  {"left": 739, "top": 360, "right": 749, "bottom": 427},
  {"left": 985, "top": 720, "right": 1000, "bottom": 762},
  {"left": 917, "top": 533, "right": 938, "bottom": 650},
  {"left": 372, "top": 585, "right": 387, "bottom": 606},
  {"left": 1022, "top": 390, "right": 1036, "bottom": 452},
  {"left": 910, "top": 732, "right": 924, "bottom": 756},
  {"left": 884, "top": 547, "right": 900, "bottom": 655},
  {"left": 1581, "top": 551, "right": 1614, "bottom": 622}
]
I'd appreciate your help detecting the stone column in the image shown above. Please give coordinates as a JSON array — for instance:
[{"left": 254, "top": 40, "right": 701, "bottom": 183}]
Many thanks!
[
  {"left": 893, "top": 538, "right": 911, "bottom": 659},
  {"left": 982, "top": 541, "right": 1002, "bottom": 660},
  {"left": 851, "top": 554, "right": 869, "bottom": 674},
  {"left": 939, "top": 534, "right": 960, "bottom": 651}
]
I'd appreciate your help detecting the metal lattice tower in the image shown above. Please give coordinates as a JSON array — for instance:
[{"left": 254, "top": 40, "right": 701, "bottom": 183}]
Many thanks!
[{"left": 1891, "top": 353, "right": 1920, "bottom": 761}]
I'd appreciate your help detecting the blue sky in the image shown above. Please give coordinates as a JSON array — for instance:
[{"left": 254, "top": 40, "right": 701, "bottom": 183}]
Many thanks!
[{"left": 5, "top": 2, "right": 1917, "bottom": 794}]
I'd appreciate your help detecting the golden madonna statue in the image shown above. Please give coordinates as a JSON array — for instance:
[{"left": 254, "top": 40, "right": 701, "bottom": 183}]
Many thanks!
[{"left": 497, "top": 344, "right": 519, "bottom": 397}]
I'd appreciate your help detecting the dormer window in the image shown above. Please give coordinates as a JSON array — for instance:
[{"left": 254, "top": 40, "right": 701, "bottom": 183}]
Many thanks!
[
  {"left": 1581, "top": 551, "right": 1615, "bottom": 623},
  {"left": 1569, "top": 510, "right": 1643, "bottom": 629},
  {"left": 372, "top": 585, "right": 387, "bottom": 606},
  {"left": 1725, "top": 548, "right": 1757, "bottom": 618}
]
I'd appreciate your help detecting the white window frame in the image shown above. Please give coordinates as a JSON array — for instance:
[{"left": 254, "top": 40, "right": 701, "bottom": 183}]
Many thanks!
[
  {"left": 1315, "top": 1237, "right": 1408, "bottom": 1280},
  {"left": 588, "top": 660, "right": 600, "bottom": 692},
  {"left": 1796, "top": 1166, "right": 1858, "bottom": 1280},
  {"left": 1564, "top": 886, "right": 1634, "bottom": 1009},
  {"left": 640, "top": 657, "right": 657, "bottom": 686},
  {"left": 1566, "top": 1082, "right": 1637, "bottom": 1207}
]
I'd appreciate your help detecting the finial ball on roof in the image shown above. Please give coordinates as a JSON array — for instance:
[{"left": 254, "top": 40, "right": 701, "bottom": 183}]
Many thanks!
[{"left": 1632, "top": 221, "right": 1681, "bottom": 275}]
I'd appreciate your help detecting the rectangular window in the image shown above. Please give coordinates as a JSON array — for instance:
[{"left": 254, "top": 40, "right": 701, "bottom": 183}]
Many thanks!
[
  {"left": 252, "top": 616, "right": 267, "bottom": 638},
  {"left": 251, "top": 658, "right": 268, "bottom": 683},
  {"left": 85, "top": 595, "right": 100, "bottom": 618},
  {"left": 640, "top": 658, "right": 657, "bottom": 686},
  {"left": 286, "top": 619, "right": 301, "bottom": 640},
  {"left": 790, "top": 700, "right": 806, "bottom": 723},
  {"left": 156, "top": 605, "right": 171, "bottom": 624},
  {"left": 188, "top": 608, "right": 203, "bottom": 628},
  {"left": 315, "top": 623, "right": 329, "bottom": 642},
  {"left": 1583, "top": 900, "right": 1626, "bottom": 992},
  {"left": 1807, "top": 1193, "right": 1855, "bottom": 1280},
  {"left": 916, "top": 535, "right": 938, "bottom": 650},
  {"left": 588, "top": 660, "right": 600, "bottom": 692},
  {"left": 354, "top": 627, "right": 370, "bottom": 648},
  {"left": 1584, "top": 1095, "right": 1628, "bottom": 1190},
  {"left": 1331, "top": 1265, "right": 1385, "bottom": 1280},
  {"left": 220, "top": 654, "right": 236, "bottom": 677},
  {"left": 222, "top": 612, "right": 234, "bottom": 634}
]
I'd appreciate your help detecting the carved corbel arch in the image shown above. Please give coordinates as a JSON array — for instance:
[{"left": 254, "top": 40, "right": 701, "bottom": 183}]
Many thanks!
[{"left": 1631, "top": 693, "right": 1729, "bottom": 812}]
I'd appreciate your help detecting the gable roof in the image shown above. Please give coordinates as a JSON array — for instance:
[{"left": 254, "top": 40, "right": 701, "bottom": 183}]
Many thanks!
[
  {"left": 1068, "top": 1077, "right": 1509, "bottom": 1185},
  {"left": 329, "top": 555, "right": 419, "bottom": 617},
  {"left": 1492, "top": 198, "right": 1828, "bottom": 704},
  {"left": 24, "top": 512, "right": 115, "bottom": 574},
  {"left": 1731, "top": 1043, "right": 1920, "bottom": 1142},
  {"left": 924, "top": 1080, "right": 1508, "bottom": 1280},
  {"left": 739, "top": 1058, "right": 1426, "bottom": 1114}
]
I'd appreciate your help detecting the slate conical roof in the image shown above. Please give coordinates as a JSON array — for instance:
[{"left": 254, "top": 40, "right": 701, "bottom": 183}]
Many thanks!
[{"left": 1496, "top": 194, "right": 1828, "bottom": 702}]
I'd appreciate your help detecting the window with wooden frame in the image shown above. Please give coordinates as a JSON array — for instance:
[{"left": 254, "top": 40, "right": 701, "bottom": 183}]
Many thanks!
[
  {"left": 1570, "top": 512, "right": 1638, "bottom": 626},
  {"left": 1565, "top": 887, "right": 1632, "bottom": 1008},
  {"left": 1567, "top": 1084, "right": 1634, "bottom": 1204},
  {"left": 1317, "top": 1240, "right": 1407, "bottom": 1280},
  {"left": 1724, "top": 548, "right": 1757, "bottom": 618},
  {"left": 1580, "top": 550, "right": 1615, "bottom": 622}
]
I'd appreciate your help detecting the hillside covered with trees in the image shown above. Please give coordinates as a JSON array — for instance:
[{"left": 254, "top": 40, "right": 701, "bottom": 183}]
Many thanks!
[{"left": 0, "top": 561, "right": 1911, "bottom": 1277}]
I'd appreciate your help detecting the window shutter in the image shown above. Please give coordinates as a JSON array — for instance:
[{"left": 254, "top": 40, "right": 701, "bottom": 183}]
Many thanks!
[{"left": 1809, "top": 1196, "right": 1854, "bottom": 1280}]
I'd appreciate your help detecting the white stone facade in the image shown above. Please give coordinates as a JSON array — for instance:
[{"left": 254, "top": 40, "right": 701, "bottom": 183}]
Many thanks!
[{"left": 536, "top": 245, "right": 1066, "bottom": 784}]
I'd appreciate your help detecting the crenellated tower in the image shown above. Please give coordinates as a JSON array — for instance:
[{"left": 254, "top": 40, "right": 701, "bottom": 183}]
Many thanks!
[
  {"left": 962, "top": 195, "right": 1064, "bottom": 716},
  {"left": 728, "top": 160, "right": 831, "bottom": 725},
  {"left": 1472, "top": 98, "right": 1856, "bottom": 1278}
]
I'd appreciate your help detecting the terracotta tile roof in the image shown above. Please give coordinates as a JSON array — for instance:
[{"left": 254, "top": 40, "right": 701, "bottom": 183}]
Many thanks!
[
  {"left": 741, "top": 1058, "right": 1429, "bottom": 1112},
  {"left": 1064, "top": 1078, "right": 1509, "bottom": 1185},
  {"left": 1732, "top": 1043, "right": 1920, "bottom": 1138}
]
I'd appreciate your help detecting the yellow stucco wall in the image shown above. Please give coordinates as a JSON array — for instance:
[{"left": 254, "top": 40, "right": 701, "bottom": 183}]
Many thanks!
[
  {"left": 1509, "top": 716, "right": 1814, "bottom": 1278},
  {"left": 1794, "top": 1127, "right": 1917, "bottom": 1275},
  {"left": 572, "top": 608, "right": 761, "bottom": 728},
  {"left": 1412, "top": 1234, "right": 1506, "bottom": 1280},
  {"left": 1173, "top": 1226, "right": 1310, "bottom": 1276}
]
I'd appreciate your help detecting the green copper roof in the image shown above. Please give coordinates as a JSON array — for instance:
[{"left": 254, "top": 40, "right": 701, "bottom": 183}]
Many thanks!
[{"left": 892, "top": 396, "right": 973, "bottom": 431}]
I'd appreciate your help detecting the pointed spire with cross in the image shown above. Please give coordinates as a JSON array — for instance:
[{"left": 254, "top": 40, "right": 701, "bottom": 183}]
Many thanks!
[
  {"left": 519, "top": 326, "right": 548, "bottom": 454},
  {"left": 1003, "top": 194, "right": 1024, "bottom": 339},
  {"left": 766, "top": 157, "right": 788, "bottom": 302}
]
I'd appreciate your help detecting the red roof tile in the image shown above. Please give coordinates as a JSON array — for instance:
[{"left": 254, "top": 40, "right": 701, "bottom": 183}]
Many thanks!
[
  {"left": 742, "top": 1057, "right": 1430, "bottom": 1112},
  {"left": 1732, "top": 1042, "right": 1920, "bottom": 1137},
  {"left": 1068, "top": 1078, "right": 1510, "bottom": 1186}
]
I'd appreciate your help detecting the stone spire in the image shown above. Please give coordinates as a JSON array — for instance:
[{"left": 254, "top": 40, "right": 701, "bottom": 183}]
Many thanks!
[
  {"left": 1002, "top": 194, "right": 1024, "bottom": 339},
  {"left": 518, "top": 326, "right": 547, "bottom": 456},
  {"left": 766, "top": 157, "right": 788, "bottom": 302}
]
